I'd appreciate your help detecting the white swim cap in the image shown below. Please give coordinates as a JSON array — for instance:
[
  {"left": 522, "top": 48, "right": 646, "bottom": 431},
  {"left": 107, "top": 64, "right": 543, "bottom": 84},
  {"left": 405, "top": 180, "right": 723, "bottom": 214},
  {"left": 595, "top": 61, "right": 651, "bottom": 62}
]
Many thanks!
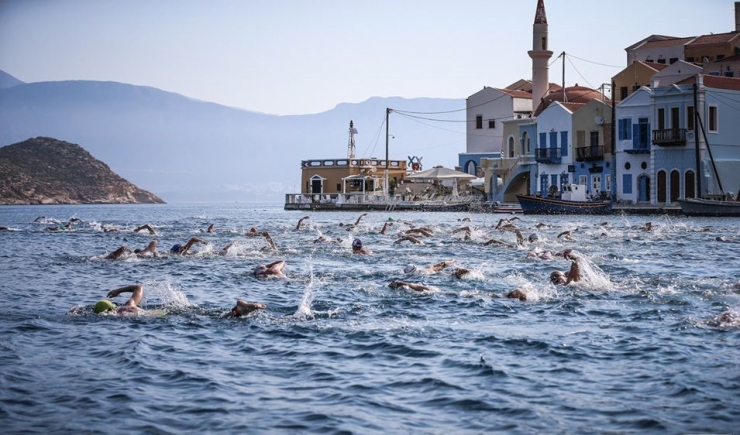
[{"left": 404, "top": 264, "right": 417, "bottom": 274}]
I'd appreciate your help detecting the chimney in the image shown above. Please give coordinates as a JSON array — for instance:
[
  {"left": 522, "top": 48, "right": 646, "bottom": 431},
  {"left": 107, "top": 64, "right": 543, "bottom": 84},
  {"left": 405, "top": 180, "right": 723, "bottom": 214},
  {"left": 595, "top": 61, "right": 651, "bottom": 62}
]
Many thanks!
[{"left": 736, "top": 2, "right": 740, "bottom": 32}]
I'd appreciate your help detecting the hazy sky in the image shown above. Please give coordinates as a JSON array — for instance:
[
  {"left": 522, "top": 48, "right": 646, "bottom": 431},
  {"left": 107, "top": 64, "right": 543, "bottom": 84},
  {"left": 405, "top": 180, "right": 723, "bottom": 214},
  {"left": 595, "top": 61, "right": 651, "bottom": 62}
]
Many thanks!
[{"left": 0, "top": 0, "right": 735, "bottom": 115}]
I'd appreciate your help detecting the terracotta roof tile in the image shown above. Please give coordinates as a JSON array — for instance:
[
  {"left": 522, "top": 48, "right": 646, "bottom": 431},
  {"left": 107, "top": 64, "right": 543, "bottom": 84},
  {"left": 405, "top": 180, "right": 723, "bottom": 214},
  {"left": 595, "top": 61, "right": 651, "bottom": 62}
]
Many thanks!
[
  {"left": 640, "top": 36, "right": 695, "bottom": 49},
  {"left": 676, "top": 74, "right": 740, "bottom": 91},
  {"left": 497, "top": 88, "right": 533, "bottom": 99}
]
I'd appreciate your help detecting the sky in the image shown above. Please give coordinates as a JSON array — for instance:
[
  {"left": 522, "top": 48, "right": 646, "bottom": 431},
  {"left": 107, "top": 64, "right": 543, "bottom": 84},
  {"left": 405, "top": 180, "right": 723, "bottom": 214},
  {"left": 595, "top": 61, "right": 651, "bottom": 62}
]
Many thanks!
[{"left": 0, "top": 0, "right": 736, "bottom": 116}]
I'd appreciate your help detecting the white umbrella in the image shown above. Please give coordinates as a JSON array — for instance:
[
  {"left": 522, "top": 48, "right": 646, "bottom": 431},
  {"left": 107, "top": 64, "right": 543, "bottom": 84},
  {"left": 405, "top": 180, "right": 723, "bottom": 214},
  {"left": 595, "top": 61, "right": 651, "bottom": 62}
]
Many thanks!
[{"left": 405, "top": 167, "right": 476, "bottom": 199}]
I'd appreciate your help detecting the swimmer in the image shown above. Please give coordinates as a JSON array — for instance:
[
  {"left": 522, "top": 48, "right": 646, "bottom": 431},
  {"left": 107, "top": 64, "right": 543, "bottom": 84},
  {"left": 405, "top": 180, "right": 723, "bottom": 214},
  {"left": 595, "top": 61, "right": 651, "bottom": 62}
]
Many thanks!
[
  {"left": 46, "top": 221, "right": 73, "bottom": 232},
  {"left": 379, "top": 222, "right": 394, "bottom": 234},
  {"left": 340, "top": 213, "right": 368, "bottom": 230},
  {"left": 406, "top": 227, "right": 433, "bottom": 237},
  {"left": 549, "top": 249, "right": 582, "bottom": 285},
  {"left": 452, "top": 267, "right": 474, "bottom": 279},
  {"left": 170, "top": 237, "right": 207, "bottom": 255},
  {"left": 106, "top": 246, "right": 133, "bottom": 260},
  {"left": 394, "top": 235, "right": 423, "bottom": 245},
  {"left": 261, "top": 231, "right": 278, "bottom": 251},
  {"left": 206, "top": 223, "right": 215, "bottom": 233},
  {"left": 639, "top": 222, "right": 652, "bottom": 232},
  {"left": 352, "top": 238, "right": 371, "bottom": 255},
  {"left": 134, "top": 224, "right": 157, "bottom": 235},
  {"left": 295, "top": 216, "right": 310, "bottom": 230},
  {"left": 134, "top": 240, "right": 159, "bottom": 257},
  {"left": 482, "top": 238, "right": 514, "bottom": 248},
  {"left": 527, "top": 249, "right": 554, "bottom": 260},
  {"left": 388, "top": 280, "right": 433, "bottom": 292},
  {"left": 253, "top": 260, "right": 286, "bottom": 279},
  {"left": 0, "top": 226, "right": 8, "bottom": 231},
  {"left": 505, "top": 288, "right": 527, "bottom": 301},
  {"left": 404, "top": 260, "right": 455, "bottom": 275},
  {"left": 557, "top": 230, "right": 575, "bottom": 241},
  {"left": 94, "top": 284, "right": 145, "bottom": 315},
  {"left": 230, "top": 299, "right": 267, "bottom": 317},
  {"left": 245, "top": 227, "right": 260, "bottom": 237},
  {"left": 452, "top": 226, "right": 472, "bottom": 241},
  {"left": 495, "top": 216, "right": 520, "bottom": 229}
]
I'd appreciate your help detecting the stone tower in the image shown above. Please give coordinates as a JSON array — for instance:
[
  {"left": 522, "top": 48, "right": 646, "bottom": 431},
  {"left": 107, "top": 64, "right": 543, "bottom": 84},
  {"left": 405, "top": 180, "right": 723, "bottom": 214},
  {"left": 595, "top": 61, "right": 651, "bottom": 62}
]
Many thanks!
[{"left": 528, "top": 0, "right": 554, "bottom": 114}]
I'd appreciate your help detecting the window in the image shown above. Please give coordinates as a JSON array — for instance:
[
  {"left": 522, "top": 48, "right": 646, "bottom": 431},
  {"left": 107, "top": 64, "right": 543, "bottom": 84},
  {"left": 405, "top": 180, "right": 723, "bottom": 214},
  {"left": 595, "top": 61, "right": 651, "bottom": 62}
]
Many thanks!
[
  {"left": 605, "top": 174, "right": 612, "bottom": 193},
  {"left": 686, "top": 57, "right": 695, "bottom": 63},
  {"left": 657, "top": 58, "right": 666, "bottom": 64},
  {"left": 508, "top": 137, "right": 515, "bottom": 158},
  {"left": 539, "top": 132, "right": 547, "bottom": 148},
  {"left": 579, "top": 175, "right": 587, "bottom": 186},
  {"left": 475, "top": 115, "right": 482, "bottom": 129},
  {"left": 671, "top": 107, "right": 679, "bottom": 129},
  {"left": 542, "top": 37, "right": 547, "bottom": 50},
  {"left": 724, "top": 71, "right": 735, "bottom": 77},
  {"left": 549, "top": 132, "right": 558, "bottom": 148},
  {"left": 488, "top": 119, "right": 495, "bottom": 129},
  {"left": 618, "top": 119, "right": 632, "bottom": 140},
  {"left": 708, "top": 106, "right": 718, "bottom": 132},
  {"left": 560, "top": 131, "right": 568, "bottom": 157},
  {"left": 589, "top": 131, "right": 599, "bottom": 146},
  {"left": 669, "top": 57, "right": 678, "bottom": 64},
  {"left": 687, "top": 106, "right": 694, "bottom": 131},
  {"left": 577, "top": 130, "right": 585, "bottom": 147},
  {"left": 620, "top": 87, "right": 628, "bottom": 100},
  {"left": 657, "top": 108, "right": 665, "bottom": 130}
]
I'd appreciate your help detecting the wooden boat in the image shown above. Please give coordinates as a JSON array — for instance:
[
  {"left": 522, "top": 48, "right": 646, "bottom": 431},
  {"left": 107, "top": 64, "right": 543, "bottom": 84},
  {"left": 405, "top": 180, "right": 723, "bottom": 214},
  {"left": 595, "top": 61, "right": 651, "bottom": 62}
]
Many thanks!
[
  {"left": 516, "top": 184, "right": 612, "bottom": 215},
  {"left": 678, "top": 82, "right": 740, "bottom": 217},
  {"left": 677, "top": 197, "right": 740, "bottom": 217}
]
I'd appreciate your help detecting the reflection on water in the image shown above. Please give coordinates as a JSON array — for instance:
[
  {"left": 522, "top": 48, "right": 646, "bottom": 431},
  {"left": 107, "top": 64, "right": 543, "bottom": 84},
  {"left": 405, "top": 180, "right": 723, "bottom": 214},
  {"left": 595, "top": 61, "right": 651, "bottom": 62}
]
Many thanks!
[{"left": 1, "top": 204, "right": 739, "bottom": 434}]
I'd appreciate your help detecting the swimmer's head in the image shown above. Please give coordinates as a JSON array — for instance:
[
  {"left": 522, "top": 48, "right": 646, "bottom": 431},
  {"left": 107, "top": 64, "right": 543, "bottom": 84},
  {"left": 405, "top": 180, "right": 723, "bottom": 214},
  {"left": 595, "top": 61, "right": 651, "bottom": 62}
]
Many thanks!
[
  {"left": 528, "top": 234, "right": 539, "bottom": 243},
  {"left": 253, "top": 265, "right": 267, "bottom": 276},
  {"left": 134, "top": 249, "right": 142, "bottom": 254},
  {"left": 404, "top": 264, "right": 417, "bottom": 274},
  {"left": 170, "top": 244, "right": 182, "bottom": 253},
  {"left": 550, "top": 270, "right": 567, "bottom": 285},
  {"left": 352, "top": 238, "right": 363, "bottom": 250},
  {"left": 94, "top": 299, "right": 116, "bottom": 314}
]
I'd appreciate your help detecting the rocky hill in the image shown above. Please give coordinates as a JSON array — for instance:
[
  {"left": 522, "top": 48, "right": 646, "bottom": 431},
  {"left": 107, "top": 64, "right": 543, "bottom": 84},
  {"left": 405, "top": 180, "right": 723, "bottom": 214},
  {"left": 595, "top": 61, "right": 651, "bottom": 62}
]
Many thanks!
[{"left": 0, "top": 137, "right": 165, "bottom": 204}]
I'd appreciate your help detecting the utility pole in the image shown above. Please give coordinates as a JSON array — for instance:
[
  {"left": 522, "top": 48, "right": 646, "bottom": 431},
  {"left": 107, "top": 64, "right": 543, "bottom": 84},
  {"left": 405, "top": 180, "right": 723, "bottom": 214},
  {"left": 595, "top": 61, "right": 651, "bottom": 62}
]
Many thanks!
[{"left": 385, "top": 108, "right": 391, "bottom": 198}]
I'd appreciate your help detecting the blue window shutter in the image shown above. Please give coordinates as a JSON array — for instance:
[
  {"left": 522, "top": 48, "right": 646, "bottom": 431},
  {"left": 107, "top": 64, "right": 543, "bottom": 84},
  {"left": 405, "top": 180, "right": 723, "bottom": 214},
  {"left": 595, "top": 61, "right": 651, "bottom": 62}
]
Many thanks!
[
  {"left": 561, "top": 131, "right": 568, "bottom": 157},
  {"left": 618, "top": 119, "right": 624, "bottom": 140},
  {"left": 632, "top": 124, "right": 639, "bottom": 150},
  {"left": 623, "top": 174, "right": 633, "bottom": 194},
  {"left": 539, "top": 132, "right": 547, "bottom": 148}
]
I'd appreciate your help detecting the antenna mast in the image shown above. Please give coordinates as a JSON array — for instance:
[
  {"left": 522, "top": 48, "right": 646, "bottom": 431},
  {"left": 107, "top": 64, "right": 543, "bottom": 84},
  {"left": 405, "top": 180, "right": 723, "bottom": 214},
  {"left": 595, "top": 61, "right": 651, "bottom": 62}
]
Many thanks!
[{"left": 347, "top": 120, "right": 358, "bottom": 159}]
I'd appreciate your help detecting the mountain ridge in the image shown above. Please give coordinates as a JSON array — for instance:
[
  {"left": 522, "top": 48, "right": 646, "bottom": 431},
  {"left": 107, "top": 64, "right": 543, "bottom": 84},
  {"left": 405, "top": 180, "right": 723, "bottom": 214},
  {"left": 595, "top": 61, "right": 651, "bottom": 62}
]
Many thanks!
[{"left": 0, "top": 70, "right": 466, "bottom": 203}]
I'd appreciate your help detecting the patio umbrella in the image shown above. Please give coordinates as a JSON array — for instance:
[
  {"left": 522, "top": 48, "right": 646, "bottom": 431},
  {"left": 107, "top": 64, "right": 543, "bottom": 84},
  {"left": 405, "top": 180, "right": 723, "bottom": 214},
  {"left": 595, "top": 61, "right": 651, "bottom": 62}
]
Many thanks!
[{"left": 405, "top": 167, "right": 476, "bottom": 198}]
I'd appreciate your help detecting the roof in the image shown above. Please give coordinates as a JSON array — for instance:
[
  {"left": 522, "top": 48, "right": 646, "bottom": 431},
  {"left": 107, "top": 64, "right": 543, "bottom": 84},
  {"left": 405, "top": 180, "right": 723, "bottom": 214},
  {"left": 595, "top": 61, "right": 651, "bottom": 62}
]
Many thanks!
[
  {"left": 533, "top": 85, "right": 610, "bottom": 116},
  {"left": 676, "top": 74, "right": 740, "bottom": 91},
  {"left": 534, "top": 0, "right": 547, "bottom": 24},
  {"left": 498, "top": 88, "right": 532, "bottom": 99},
  {"left": 640, "top": 36, "right": 695, "bottom": 50},
  {"left": 625, "top": 34, "right": 686, "bottom": 52},
  {"left": 687, "top": 32, "right": 740, "bottom": 47},
  {"left": 559, "top": 102, "right": 587, "bottom": 114}
]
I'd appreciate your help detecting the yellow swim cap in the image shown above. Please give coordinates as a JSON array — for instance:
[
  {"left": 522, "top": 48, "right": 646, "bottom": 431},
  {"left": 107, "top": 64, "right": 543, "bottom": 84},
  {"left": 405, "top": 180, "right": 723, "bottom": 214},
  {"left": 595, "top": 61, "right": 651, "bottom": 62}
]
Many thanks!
[{"left": 94, "top": 299, "right": 116, "bottom": 314}]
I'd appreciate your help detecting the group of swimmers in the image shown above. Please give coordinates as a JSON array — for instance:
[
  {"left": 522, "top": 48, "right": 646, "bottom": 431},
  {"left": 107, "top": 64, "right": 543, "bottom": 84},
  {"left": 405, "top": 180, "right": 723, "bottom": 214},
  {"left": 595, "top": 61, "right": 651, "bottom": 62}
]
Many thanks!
[{"left": 80, "top": 214, "right": 614, "bottom": 317}]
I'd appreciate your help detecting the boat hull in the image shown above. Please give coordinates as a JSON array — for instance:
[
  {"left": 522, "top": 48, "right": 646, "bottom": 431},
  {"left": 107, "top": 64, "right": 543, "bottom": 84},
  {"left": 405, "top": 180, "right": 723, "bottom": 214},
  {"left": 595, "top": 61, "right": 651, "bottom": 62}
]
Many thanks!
[
  {"left": 516, "top": 195, "right": 613, "bottom": 215},
  {"left": 677, "top": 198, "right": 740, "bottom": 217}
]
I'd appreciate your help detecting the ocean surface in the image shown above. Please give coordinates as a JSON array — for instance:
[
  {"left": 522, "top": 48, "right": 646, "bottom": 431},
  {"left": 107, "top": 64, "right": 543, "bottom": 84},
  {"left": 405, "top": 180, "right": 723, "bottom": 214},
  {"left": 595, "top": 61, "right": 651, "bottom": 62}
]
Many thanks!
[{"left": 0, "top": 203, "right": 738, "bottom": 434}]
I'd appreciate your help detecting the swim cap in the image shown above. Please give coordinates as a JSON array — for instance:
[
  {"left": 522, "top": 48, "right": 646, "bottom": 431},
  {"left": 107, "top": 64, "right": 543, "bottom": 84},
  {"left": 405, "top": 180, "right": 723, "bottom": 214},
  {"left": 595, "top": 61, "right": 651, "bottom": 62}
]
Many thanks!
[
  {"left": 404, "top": 264, "right": 417, "bottom": 274},
  {"left": 352, "top": 238, "right": 362, "bottom": 249},
  {"left": 170, "top": 244, "right": 182, "bottom": 253},
  {"left": 94, "top": 299, "right": 116, "bottom": 314}
]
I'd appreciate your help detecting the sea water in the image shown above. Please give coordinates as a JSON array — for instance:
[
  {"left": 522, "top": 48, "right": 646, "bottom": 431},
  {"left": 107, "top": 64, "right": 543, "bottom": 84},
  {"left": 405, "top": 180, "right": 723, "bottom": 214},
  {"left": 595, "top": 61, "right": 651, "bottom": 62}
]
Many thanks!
[{"left": 0, "top": 203, "right": 738, "bottom": 434}]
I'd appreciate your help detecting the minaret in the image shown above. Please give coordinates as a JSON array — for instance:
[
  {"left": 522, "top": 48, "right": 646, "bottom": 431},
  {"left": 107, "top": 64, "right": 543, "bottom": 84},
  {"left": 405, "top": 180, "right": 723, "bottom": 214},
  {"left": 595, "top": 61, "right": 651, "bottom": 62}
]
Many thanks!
[
  {"left": 528, "top": 0, "right": 553, "bottom": 114},
  {"left": 347, "top": 120, "right": 358, "bottom": 159}
]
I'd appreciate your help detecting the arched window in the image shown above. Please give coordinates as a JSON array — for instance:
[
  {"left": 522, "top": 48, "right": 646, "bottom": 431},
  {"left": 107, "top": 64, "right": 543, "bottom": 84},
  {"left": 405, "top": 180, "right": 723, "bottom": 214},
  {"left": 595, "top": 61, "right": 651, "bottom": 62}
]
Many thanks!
[
  {"left": 465, "top": 161, "right": 477, "bottom": 176},
  {"left": 685, "top": 170, "right": 695, "bottom": 199},
  {"left": 670, "top": 169, "right": 680, "bottom": 202},
  {"left": 657, "top": 170, "right": 667, "bottom": 203},
  {"left": 508, "top": 137, "right": 515, "bottom": 158}
]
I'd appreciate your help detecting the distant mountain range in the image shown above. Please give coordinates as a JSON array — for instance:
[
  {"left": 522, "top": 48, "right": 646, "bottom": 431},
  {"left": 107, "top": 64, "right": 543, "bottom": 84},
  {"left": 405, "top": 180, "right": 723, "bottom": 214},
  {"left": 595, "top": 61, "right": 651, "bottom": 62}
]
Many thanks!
[{"left": 0, "top": 70, "right": 465, "bottom": 203}]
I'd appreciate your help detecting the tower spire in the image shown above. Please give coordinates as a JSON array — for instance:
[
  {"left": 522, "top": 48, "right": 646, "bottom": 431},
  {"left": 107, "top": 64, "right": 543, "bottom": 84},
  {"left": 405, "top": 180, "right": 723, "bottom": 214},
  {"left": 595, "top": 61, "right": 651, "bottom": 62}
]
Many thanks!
[{"left": 528, "top": 0, "right": 553, "bottom": 114}]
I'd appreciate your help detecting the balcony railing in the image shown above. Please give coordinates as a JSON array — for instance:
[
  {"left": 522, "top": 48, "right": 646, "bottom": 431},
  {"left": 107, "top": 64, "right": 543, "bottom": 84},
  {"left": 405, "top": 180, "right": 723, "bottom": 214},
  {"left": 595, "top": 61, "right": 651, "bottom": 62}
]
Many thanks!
[
  {"left": 575, "top": 145, "right": 604, "bottom": 162},
  {"left": 652, "top": 128, "right": 686, "bottom": 147},
  {"left": 535, "top": 147, "right": 562, "bottom": 164}
]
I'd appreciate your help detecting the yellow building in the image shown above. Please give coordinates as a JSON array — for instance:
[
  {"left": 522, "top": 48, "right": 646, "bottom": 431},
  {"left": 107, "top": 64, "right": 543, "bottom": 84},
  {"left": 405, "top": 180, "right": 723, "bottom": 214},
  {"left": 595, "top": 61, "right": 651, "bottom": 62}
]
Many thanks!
[{"left": 299, "top": 157, "right": 407, "bottom": 196}]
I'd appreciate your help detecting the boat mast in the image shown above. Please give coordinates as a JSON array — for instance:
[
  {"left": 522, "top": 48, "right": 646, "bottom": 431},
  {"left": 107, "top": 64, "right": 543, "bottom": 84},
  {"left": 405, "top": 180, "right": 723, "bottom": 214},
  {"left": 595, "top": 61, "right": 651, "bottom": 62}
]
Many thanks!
[
  {"left": 694, "top": 78, "right": 725, "bottom": 197},
  {"left": 693, "top": 82, "right": 701, "bottom": 197}
]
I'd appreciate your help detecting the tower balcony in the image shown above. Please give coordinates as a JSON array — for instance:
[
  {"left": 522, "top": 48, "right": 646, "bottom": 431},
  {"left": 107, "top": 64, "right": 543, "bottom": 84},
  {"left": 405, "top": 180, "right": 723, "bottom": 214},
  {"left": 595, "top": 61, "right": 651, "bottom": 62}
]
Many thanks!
[{"left": 652, "top": 128, "right": 687, "bottom": 147}]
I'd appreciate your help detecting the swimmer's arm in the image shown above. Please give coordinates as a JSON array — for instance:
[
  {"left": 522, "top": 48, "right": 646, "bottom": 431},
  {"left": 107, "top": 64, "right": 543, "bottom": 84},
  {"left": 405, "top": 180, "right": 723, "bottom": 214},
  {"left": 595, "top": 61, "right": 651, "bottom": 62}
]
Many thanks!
[
  {"left": 107, "top": 284, "right": 144, "bottom": 307},
  {"left": 566, "top": 261, "right": 581, "bottom": 284}
]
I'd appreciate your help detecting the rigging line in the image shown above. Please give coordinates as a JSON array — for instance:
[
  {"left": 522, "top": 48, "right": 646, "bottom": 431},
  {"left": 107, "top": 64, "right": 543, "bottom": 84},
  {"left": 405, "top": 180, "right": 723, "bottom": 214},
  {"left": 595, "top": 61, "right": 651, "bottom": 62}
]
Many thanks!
[
  {"left": 394, "top": 91, "right": 510, "bottom": 115},
  {"left": 393, "top": 111, "right": 467, "bottom": 135},
  {"left": 707, "top": 92, "right": 740, "bottom": 115},
  {"left": 566, "top": 52, "right": 622, "bottom": 68},
  {"left": 357, "top": 115, "right": 387, "bottom": 159},
  {"left": 566, "top": 55, "right": 595, "bottom": 89},
  {"left": 396, "top": 110, "right": 532, "bottom": 126},
  {"left": 549, "top": 51, "right": 564, "bottom": 67}
]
